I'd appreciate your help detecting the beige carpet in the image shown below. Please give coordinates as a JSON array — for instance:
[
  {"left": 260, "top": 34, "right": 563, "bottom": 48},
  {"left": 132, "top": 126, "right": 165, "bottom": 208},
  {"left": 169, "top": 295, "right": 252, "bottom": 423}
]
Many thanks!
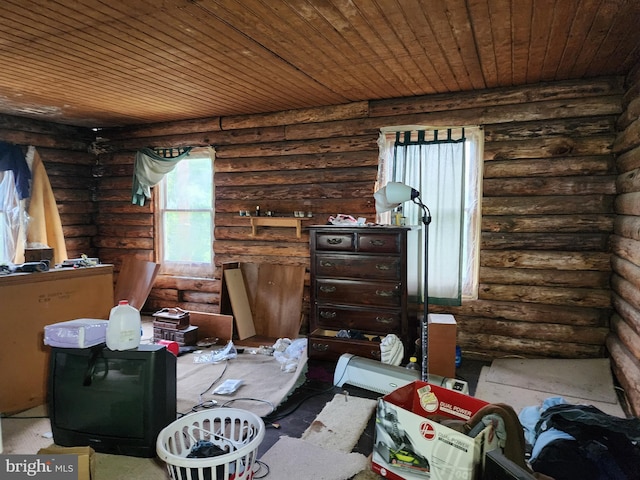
[
  {"left": 474, "top": 358, "right": 626, "bottom": 417},
  {"left": 175, "top": 346, "right": 307, "bottom": 418},
  {"left": 301, "top": 393, "right": 377, "bottom": 452},
  {"left": 259, "top": 392, "right": 377, "bottom": 480},
  {"left": 260, "top": 436, "right": 370, "bottom": 480}
]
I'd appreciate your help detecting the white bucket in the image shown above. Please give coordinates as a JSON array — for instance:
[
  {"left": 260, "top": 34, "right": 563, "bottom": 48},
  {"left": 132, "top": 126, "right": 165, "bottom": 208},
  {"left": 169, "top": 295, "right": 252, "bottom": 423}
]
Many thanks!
[{"left": 106, "top": 300, "right": 141, "bottom": 350}]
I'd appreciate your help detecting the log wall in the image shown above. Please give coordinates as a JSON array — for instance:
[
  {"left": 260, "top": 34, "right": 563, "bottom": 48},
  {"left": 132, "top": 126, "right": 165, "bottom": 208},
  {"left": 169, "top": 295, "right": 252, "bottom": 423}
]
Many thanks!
[
  {"left": 608, "top": 64, "right": 640, "bottom": 416},
  {"left": 0, "top": 116, "right": 96, "bottom": 259},
  {"left": 97, "top": 77, "right": 622, "bottom": 362}
]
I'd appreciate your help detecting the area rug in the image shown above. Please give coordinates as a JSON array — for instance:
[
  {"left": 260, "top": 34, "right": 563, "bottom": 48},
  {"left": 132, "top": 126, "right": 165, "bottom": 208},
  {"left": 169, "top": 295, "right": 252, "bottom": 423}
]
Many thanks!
[
  {"left": 301, "top": 393, "right": 377, "bottom": 452},
  {"left": 175, "top": 345, "right": 308, "bottom": 418},
  {"left": 259, "top": 436, "right": 369, "bottom": 480},
  {"left": 474, "top": 358, "right": 626, "bottom": 417},
  {"left": 258, "top": 392, "right": 376, "bottom": 480}
]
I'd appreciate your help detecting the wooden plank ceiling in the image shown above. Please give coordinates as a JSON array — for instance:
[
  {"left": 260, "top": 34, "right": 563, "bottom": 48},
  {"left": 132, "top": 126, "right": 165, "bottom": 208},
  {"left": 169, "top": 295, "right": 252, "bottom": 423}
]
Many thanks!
[{"left": 0, "top": 0, "right": 638, "bottom": 128}]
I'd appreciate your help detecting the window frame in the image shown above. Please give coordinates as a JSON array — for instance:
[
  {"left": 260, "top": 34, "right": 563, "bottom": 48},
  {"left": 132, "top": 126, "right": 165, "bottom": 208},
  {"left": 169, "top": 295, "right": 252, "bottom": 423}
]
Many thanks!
[
  {"left": 377, "top": 126, "right": 483, "bottom": 303},
  {"left": 154, "top": 147, "right": 215, "bottom": 278}
]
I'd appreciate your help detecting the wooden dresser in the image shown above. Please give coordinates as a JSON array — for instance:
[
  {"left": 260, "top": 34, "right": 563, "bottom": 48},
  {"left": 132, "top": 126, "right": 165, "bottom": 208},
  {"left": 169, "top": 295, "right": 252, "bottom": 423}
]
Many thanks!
[{"left": 308, "top": 225, "right": 411, "bottom": 361}]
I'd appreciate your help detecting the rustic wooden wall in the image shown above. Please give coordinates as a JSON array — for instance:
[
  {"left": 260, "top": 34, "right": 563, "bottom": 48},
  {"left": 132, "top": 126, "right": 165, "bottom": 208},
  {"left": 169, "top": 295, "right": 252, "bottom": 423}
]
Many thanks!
[
  {"left": 607, "top": 64, "right": 640, "bottom": 416},
  {"left": 0, "top": 116, "right": 96, "bottom": 259},
  {"left": 96, "top": 76, "right": 623, "bottom": 364}
]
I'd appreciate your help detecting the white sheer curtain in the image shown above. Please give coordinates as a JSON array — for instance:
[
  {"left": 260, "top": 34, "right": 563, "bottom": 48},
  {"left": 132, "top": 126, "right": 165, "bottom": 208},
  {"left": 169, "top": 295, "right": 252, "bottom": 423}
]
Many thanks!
[{"left": 377, "top": 127, "right": 482, "bottom": 305}]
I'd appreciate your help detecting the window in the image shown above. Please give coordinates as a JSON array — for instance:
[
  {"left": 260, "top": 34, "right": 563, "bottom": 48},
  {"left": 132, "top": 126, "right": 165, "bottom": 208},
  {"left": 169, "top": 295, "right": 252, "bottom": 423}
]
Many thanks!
[
  {"left": 156, "top": 148, "right": 214, "bottom": 277},
  {"left": 377, "top": 127, "right": 483, "bottom": 304}
]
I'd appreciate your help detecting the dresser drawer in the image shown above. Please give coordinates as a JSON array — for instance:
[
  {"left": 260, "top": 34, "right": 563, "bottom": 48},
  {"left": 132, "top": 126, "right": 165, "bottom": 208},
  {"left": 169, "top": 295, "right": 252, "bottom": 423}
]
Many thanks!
[
  {"left": 358, "top": 233, "right": 401, "bottom": 253},
  {"left": 315, "top": 254, "right": 401, "bottom": 280},
  {"left": 308, "top": 331, "right": 382, "bottom": 361},
  {"left": 315, "top": 305, "right": 401, "bottom": 332},
  {"left": 315, "top": 232, "right": 354, "bottom": 251},
  {"left": 316, "top": 278, "right": 402, "bottom": 308}
]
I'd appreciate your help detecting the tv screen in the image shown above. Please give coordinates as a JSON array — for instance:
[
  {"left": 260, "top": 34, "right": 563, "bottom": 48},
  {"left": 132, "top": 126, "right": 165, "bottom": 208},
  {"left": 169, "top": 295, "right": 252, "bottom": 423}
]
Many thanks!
[
  {"left": 48, "top": 344, "right": 177, "bottom": 458},
  {"left": 483, "top": 449, "right": 537, "bottom": 480}
]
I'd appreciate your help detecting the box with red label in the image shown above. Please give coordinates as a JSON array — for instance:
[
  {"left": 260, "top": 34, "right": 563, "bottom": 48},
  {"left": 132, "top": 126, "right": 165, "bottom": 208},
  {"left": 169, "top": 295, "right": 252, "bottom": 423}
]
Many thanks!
[{"left": 372, "top": 380, "right": 500, "bottom": 480}]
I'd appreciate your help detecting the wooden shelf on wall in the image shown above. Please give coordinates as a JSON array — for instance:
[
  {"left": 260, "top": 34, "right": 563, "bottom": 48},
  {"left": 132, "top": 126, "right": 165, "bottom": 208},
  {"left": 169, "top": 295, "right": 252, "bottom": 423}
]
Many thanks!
[{"left": 250, "top": 217, "right": 303, "bottom": 238}]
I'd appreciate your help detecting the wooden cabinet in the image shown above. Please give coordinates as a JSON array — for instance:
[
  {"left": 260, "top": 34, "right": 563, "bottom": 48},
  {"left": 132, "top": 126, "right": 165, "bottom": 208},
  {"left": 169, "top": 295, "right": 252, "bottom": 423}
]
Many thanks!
[
  {"left": 0, "top": 265, "right": 114, "bottom": 413},
  {"left": 308, "top": 226, "right": 411, "bottom": 361}
]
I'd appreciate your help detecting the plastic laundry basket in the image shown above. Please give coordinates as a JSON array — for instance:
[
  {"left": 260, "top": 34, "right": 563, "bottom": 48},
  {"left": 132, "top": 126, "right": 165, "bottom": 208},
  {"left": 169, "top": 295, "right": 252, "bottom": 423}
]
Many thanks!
[{"left": 156, "top": 408, "right": 265, "bottom": 480}]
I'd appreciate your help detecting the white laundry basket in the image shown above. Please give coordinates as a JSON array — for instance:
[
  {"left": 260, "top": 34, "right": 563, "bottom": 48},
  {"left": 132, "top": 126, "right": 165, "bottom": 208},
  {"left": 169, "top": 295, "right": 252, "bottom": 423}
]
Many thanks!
[{"left": 156, "top": 408, "right": 265, "bottom": 480}]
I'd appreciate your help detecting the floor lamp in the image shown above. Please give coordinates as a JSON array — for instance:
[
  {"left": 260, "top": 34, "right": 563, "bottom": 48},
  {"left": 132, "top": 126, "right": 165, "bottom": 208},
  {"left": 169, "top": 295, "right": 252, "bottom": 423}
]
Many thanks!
[{"left": 374, "top": 182, "right": 432, "bottom": 382}]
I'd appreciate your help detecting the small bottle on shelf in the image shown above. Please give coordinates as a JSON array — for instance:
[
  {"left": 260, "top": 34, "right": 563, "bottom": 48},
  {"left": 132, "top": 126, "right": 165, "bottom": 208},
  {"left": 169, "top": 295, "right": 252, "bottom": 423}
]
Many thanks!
[
  {"left": 255, "top": 205, "right": 260, "bottom": 216},
  {"left": 406, "top": 356, "right": 419, "bottom": 371}
]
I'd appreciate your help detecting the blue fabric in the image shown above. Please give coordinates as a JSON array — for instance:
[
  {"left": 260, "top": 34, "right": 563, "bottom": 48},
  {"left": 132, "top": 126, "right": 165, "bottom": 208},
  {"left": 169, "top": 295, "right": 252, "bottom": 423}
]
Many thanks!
[
  {"left": 0, "top": 142, "right": 30, "bottom": 199},
  {"left": 519, "top": 396, "right": 574, "bottom": 461}
]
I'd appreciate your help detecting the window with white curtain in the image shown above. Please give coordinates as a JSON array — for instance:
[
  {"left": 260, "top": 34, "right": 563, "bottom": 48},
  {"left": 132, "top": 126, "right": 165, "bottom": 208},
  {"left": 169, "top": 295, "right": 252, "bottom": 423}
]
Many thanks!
[
  {"left": 155, "top": 147, "right": 214, "bottom": 278},
  {"left": 377, "top": 127, "right": 483, "bottom": 305}
]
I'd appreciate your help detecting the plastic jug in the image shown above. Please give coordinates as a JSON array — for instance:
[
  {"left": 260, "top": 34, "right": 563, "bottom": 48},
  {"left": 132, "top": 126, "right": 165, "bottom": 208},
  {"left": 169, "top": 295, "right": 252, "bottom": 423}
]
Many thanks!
[
  {"left": 106, "top": 300, "right": 141, "bottom": 350},
  {"left": 405, "top": 356, "right": 419, "bottom": 371}
]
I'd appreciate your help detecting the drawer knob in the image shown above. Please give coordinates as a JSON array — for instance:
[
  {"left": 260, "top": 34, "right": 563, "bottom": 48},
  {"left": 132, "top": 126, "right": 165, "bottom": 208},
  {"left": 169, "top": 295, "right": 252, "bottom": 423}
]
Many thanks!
[
  {"left": 370, "top": 239, "right": 386, "bottom": 246},
  {"left": 375, "top": 263, "right": 391, "bottom": 271},
  {"left": 375, "top": 316, "right": 393, "bottom": 324},
  {"left": 320, "top": 285, "right": 337, "bottom": 293},
  {"left": 319, "top": 260, "right": 335, "bottom": 267},
  {"left": 320, "top": 310, "right": 337, "bottom": 319},
  {"left": 312, "top": 343, "right": 329, "bottom": 352},
  {"left": 376, "top": 289, "right": 395, "bottom": 297},
  {"left": 327, "top": 238, "right": 343, "bottom": 245}
]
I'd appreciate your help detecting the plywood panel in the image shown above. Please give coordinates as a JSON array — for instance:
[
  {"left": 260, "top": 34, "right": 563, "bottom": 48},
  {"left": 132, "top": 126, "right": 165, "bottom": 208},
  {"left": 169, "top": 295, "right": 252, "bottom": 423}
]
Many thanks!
[
  {"left": 253, "top": 263, "right": 305, "bottom": 339},
  {"left": 220, "top": 262, "right": 305, "bottom": 342},
  {"left": 188, "top": 312, "right": 233, "bottom": 344},
  {"left": 223, "top": 268, "right": 256, "bottom": 340},
  {"left": 113, "top": 256, "right": 160, "bottom": 310}
]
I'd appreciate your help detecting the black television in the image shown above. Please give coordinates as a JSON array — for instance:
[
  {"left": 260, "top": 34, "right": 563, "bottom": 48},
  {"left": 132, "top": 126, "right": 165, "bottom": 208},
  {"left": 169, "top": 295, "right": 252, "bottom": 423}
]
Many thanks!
[
  {"left": 482, "top": 449, "right": 538, "bottom": 480},
  {"left": 47, "top": 344, "right": 177, "bottom": 458}
]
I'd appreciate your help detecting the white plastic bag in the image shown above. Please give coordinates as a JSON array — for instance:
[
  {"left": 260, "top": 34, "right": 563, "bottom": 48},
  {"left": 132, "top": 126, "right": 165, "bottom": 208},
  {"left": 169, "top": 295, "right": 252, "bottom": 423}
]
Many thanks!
[
  {"left": 327, "top": 214, "right": 366, "bottom": 226},
  {"left": 193, "top": 340, "right": 238, "bottom": 364},
  {"left": 273, "top": 338, "right": 307, "bottom": 372}
]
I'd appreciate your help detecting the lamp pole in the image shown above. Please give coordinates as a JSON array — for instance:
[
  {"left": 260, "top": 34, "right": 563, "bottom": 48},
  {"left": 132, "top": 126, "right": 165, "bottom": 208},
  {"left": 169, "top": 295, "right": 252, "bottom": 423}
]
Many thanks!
[{"left": 415, "top": 198, "right": 432, "bottom": 382}]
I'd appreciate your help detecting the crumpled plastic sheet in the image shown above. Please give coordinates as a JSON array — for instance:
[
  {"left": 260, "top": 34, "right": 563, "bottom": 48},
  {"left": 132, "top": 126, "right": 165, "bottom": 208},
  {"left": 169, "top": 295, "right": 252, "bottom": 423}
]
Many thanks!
[
  {"left": 193, "top": 340, "right": 238, "bottom": 364},
  {"left": 273, "top": 338, "right": 307, "bottom": 372}
]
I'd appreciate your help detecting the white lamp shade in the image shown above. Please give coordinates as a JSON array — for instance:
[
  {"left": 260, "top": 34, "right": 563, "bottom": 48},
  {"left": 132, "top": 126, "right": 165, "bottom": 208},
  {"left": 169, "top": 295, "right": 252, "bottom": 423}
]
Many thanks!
[{"left": 374, "top": 182, "right": 419, "bottom": 213}]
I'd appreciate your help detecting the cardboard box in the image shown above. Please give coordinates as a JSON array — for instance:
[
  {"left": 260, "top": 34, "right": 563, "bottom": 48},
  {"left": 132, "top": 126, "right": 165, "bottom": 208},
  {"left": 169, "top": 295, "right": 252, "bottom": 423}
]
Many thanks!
[
  {"left": 372, "top": 380, "right": 499, "bottom": 480},
  {"left": 427, "top": 313, "right": 457, "bottom": 378},
  {"left": 37, "top": 445, "right": 96, "bottom": 480},
  {"left": 24, "top": 247, "right": 54, "bottom": 263}
]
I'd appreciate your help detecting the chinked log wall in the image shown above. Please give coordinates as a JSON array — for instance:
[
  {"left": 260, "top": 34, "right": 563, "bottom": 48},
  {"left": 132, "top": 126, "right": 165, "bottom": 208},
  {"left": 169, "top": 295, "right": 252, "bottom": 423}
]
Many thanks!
[
  {"left": 608, "top": 64, "right": 640, "bottom": 416},
  {"left": 0, "top": 116, "right": 96, "bottom": 260},
  {"left": 98, "top": 77, "right": 622, "bottom": 362}
]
